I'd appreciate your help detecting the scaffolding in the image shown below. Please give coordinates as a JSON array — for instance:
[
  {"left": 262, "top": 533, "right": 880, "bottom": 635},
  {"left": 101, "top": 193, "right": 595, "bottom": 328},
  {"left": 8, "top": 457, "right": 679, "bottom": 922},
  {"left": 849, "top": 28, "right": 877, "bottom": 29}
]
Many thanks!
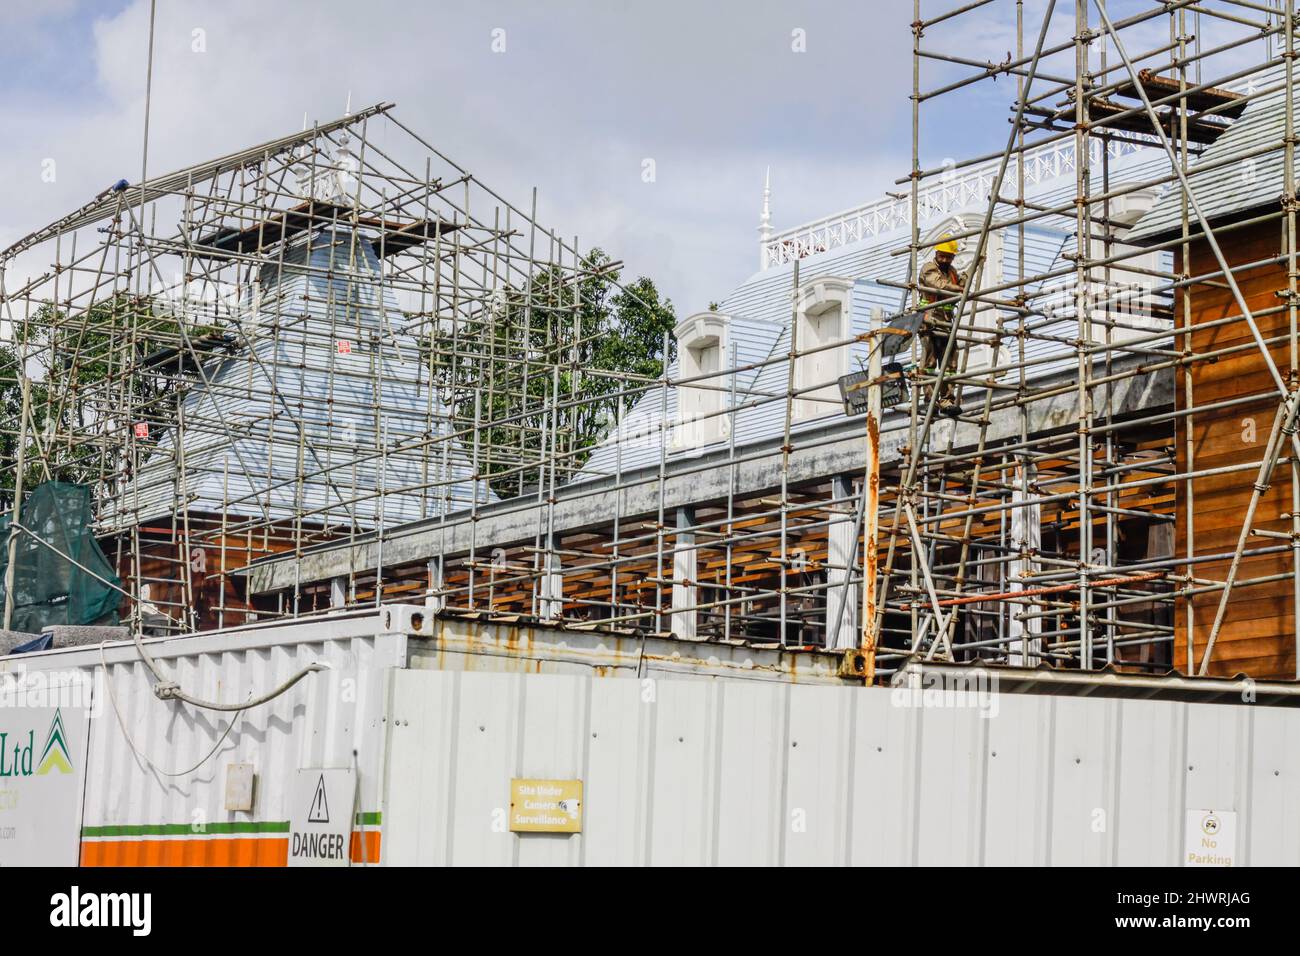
[
  {"left": 878, "top": 0, "right": 1300, "bottom": 680},
  {"left": 0, "top": 104, "right": 658, "bottom": 635},
  {"left": 2, "top": 1, "right": 1298, "bottom": 684}
]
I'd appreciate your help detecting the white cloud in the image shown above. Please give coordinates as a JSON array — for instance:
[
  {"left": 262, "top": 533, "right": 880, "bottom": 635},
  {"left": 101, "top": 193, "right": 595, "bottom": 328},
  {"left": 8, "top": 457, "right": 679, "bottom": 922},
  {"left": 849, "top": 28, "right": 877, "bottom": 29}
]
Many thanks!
[{"left": 1, "top": 0, "right": 917, "bottom": 311}]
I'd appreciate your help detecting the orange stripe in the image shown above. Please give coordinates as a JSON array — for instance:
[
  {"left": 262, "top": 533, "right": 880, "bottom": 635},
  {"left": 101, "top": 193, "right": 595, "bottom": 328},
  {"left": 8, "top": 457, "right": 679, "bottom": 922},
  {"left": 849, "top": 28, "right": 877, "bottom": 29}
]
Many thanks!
[
  {"left": 80, "top": 832, "right": 382, "bottom": 867},
  {"left": 350, "top": 829, "right": 381, "bottom": 863},
  {"left": 81, "top": 837, "right": 288, "bottom": 867}
]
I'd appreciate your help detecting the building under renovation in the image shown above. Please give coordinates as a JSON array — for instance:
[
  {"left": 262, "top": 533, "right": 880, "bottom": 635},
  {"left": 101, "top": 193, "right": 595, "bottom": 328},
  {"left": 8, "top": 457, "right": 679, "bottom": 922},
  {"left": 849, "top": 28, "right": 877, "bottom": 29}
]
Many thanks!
[
  {"left": 4, "top": 0, "right": 1300, "bottom": 869},
  {"left": 3, "top": 6, "right": 1300, "bottom": 682}
]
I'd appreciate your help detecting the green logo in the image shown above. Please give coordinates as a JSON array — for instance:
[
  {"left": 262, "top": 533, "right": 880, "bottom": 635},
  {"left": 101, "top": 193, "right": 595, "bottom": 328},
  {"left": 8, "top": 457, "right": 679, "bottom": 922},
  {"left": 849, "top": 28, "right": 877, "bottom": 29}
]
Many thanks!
[{"left": 36, "top": 709, "right": 72, "bottom": 775}]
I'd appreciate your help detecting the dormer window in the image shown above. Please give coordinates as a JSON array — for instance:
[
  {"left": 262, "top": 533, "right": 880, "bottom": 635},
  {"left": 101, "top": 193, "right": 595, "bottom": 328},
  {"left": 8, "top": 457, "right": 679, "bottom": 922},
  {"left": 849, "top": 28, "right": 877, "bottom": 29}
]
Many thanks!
[
  {"left": 793, "top": 277, "right": 854, "bottom": 421},
  {"left": 674, "top": 311, "right": 730, "bottom": 449}
]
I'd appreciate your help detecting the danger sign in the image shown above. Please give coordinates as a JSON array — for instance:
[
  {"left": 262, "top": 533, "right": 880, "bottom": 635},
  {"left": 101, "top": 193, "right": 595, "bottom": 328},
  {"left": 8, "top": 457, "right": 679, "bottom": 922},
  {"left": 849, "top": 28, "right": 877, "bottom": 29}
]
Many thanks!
[{"left": 288, "top": 768, "right": 355, "bottom": 868}]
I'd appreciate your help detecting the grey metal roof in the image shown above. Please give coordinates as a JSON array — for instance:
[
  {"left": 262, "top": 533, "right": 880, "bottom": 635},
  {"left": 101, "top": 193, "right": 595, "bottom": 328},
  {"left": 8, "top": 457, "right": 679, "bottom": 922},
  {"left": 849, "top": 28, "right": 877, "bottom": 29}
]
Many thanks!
[
  {"left": 103, "top": 225, "right": 486, "bottom": 531},
  {"left": 573, "top": 144, "right": 1174, "bottom": 486},
  {"left": 1127, "top": 76, "right": 1297, "bottom": 244}
]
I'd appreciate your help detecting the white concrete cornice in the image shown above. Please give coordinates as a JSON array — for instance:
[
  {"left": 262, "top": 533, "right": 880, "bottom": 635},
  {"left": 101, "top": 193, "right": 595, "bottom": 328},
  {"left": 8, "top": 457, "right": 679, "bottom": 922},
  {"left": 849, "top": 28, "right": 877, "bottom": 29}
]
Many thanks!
[
  {"left": 795, "top": 276, "right": 854, "bottom": 316},
  {"left": 674, "top": 311, "right": 730, "bottom": 349}
]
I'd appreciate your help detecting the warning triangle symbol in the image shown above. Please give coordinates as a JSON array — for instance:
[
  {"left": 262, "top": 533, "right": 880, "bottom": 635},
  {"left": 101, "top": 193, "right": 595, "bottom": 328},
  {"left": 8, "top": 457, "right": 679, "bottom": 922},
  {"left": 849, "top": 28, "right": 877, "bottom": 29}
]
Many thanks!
[{"left": 308, "top": 774, "right": 330, "bottom": 823}]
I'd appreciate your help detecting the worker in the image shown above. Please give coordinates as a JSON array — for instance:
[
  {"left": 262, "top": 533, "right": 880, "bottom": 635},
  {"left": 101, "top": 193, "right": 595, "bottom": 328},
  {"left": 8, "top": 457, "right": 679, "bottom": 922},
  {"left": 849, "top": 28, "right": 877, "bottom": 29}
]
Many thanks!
[{"left": 917, "top": 235, "right": 968, "bottom": 417}]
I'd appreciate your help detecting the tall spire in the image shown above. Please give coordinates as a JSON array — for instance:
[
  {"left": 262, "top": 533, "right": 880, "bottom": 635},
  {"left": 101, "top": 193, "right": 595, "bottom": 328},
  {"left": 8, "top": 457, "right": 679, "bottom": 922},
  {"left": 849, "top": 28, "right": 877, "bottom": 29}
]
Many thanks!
[{"left": 758, "top": 166, "right": 773, "bottom": 269}]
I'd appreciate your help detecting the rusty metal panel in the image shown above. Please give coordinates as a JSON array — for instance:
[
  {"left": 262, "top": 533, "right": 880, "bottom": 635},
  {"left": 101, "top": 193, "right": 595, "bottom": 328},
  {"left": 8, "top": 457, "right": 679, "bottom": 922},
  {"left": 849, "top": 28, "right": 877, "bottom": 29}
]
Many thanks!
[{"left": 414, "top": 616, "right": 851, "bottom": 685}]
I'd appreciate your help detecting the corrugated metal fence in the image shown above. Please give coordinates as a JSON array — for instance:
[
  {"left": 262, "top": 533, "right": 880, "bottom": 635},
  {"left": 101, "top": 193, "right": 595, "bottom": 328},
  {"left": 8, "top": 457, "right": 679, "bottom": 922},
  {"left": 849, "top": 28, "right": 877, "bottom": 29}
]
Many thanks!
[
  {"left": 383, "top": 670, "right": 1300, "bottom": 866},
  {"left": 4, "top": 607, "right": 1296, "bottom": 866}
]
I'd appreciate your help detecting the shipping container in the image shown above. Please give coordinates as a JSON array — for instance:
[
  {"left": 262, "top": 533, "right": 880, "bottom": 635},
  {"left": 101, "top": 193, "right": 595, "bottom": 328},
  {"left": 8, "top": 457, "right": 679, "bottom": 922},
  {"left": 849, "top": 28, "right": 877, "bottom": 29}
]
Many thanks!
[{"left": 1, "top": 605, "right": 1296, "bottom": 866}]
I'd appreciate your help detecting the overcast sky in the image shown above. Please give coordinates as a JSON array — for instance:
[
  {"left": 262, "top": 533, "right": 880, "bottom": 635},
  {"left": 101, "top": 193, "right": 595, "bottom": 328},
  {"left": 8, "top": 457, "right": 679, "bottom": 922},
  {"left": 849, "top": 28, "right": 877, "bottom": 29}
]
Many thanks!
[{"left": 1, "top": 1, "right": 1272, "bottom": 313}]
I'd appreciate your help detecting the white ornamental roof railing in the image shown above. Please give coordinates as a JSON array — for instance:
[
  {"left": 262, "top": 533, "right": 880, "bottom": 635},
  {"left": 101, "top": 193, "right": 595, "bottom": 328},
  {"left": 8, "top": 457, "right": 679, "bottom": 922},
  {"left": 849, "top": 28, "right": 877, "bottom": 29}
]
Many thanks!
[{"left": 760, "top": 138, "right": 1143, "bottom": 270}]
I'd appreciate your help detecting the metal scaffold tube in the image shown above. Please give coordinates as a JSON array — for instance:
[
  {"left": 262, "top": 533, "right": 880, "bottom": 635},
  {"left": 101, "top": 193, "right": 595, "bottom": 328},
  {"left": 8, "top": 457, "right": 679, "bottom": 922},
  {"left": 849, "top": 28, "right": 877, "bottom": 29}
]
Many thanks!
[
  {"left": 1, "top": 1, "right": 1294, "bottom": 688},
  {"left": 866, "top": 0, "right": 1300, "bottom": 680}
]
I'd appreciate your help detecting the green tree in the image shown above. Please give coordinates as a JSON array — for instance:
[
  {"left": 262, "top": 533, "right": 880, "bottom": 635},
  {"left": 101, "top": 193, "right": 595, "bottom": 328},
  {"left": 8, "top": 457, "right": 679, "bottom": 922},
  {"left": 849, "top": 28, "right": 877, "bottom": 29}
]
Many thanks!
[
  {"left": 430, "top": 248, "right": 676, "bottom": 498},
  {"left": 0, "top": 293, "right": 221, "bottom": 503},
  {"left": 0, "top": 344, "right": 51, "bottom": 509}
]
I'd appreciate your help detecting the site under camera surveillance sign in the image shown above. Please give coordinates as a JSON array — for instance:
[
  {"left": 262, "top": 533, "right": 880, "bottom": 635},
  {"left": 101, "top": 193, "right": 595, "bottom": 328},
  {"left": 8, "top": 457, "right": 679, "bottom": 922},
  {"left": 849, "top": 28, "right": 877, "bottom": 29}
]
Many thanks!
[
  {"left": 509, "top": 778, "right": 583, "bottom": 833},
  {"left": 288, "top": 768, "right": 356, "bottom": 867}
]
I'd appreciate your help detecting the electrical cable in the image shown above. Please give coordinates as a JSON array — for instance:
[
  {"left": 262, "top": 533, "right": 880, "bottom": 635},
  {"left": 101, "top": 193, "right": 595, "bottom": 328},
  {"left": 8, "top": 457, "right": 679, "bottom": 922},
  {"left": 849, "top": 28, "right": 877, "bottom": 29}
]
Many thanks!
[{"left": 100, "top": 639, "right": 244, "bottom": 778}]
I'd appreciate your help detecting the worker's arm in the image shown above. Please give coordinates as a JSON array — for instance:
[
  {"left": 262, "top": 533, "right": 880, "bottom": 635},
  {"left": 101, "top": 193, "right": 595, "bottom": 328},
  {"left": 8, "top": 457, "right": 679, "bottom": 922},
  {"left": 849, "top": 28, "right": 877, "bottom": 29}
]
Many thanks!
[
  {"left": 919, "top": 261, "right": 966, "bottom": 295},
  {"left": 917, "top": 260, "right": 946, "bottom": 300}
]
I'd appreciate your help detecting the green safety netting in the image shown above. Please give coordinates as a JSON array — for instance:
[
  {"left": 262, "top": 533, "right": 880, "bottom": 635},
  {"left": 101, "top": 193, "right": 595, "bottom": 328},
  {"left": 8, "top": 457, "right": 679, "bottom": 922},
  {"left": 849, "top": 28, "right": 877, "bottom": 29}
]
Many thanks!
[{"left": 0, "top": 482, "right": 121, "bottom": 634}]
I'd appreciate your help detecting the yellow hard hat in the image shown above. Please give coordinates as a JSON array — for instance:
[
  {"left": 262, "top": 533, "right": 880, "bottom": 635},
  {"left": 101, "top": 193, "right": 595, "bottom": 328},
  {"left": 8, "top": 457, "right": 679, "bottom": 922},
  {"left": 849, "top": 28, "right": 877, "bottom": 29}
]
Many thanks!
[{"left": 935, "top": 236, "right": 959, "bottom": 255}]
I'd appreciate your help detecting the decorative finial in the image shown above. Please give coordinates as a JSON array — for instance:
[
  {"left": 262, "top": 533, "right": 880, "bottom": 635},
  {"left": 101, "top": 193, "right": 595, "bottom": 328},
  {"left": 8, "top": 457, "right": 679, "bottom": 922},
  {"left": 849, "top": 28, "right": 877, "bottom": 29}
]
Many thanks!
[
  {"left": 758, "top": 166, "right": 773, "bottom": 269},
  {"left": 333, "top": 133, "right": 358, "bottom": 206},
  {"left": 292, "top": 144, "right": 316, "bottom": 199}
]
